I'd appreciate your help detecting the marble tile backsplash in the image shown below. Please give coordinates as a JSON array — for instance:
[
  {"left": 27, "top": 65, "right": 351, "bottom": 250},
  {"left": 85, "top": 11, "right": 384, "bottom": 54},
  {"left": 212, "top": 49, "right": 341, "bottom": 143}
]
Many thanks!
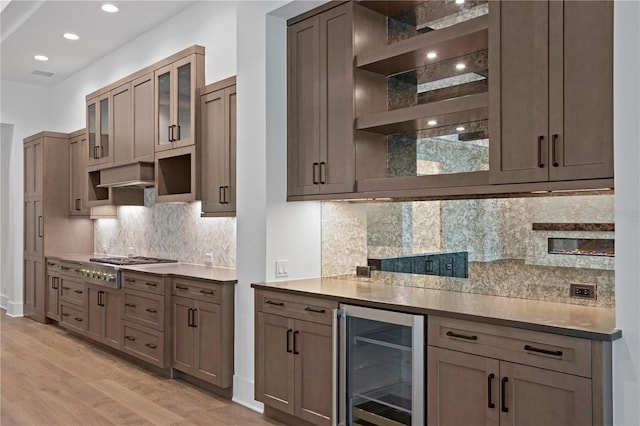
[{"left": 94, "top": 189, "right": 236, "bottom": 267}]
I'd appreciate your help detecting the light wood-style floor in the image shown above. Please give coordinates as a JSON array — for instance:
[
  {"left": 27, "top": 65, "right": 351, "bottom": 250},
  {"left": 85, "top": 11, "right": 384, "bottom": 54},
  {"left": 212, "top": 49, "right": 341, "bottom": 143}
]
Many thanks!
[{"left": 0, "top": 313, "right": 282, "bottom": 425}]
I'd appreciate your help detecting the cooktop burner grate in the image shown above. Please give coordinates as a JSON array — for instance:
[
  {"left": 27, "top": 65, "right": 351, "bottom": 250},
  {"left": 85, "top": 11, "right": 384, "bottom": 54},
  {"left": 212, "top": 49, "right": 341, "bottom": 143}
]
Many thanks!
[{"left": 89, "top": 256, "right": 178, "bottom": 266}]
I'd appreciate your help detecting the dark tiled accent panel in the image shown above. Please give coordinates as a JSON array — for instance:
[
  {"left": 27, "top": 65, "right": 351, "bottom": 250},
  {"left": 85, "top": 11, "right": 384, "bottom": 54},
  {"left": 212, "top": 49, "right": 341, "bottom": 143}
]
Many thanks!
[
  {"left": 532, "top": 223, "right": 615, "bottom": 232},
  {"left": 368, "top": 252, "right": 468, "bottom": 278}
]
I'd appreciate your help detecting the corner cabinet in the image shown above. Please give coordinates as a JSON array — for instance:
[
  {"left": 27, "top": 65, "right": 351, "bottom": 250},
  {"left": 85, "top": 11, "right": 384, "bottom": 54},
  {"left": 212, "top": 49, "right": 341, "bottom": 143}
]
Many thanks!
[
  {"left": 154, "top": 49, "right": 205, "bottom": 153},
  {"left": 427, "top": 316, "right": 611, "bottom": 426},
  {"left": 255, "top": 290, "right": 337, "bottom": 426},
  {"left": 287, "top": 2, "right": 355, "bottom": 198},
  {"left": 200, "top": 77, "right": 236, "bottom": 216},
  {"left": 489, "top": 1, "right": 613, "bottom": 184}
]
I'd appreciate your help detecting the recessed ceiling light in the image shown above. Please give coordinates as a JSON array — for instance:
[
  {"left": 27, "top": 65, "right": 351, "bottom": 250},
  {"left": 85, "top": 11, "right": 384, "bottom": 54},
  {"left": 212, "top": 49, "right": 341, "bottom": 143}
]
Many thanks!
[
  {"left": 63, "top": 33, "right": 80, "bottom": 40},
  {"left": 427, "top": 120, "right": 437, "bottom": 126},
  {"left": 101, "top": 4, "right": 119, "bottom": 13},
  {"left": 34, "top": 55, "right": 49, "bottom": 61},
  {"left": 456, "top": 126, "right": 465, "bottom": 131},
  {"left": 427, "top": 52, "right": 437, "bottom": 59},
  {"left": 456, "top": 63, "right": 466, "bottom": 70},
  {"left": 456, "top": 0, "right": 465, "bottom": 4}
]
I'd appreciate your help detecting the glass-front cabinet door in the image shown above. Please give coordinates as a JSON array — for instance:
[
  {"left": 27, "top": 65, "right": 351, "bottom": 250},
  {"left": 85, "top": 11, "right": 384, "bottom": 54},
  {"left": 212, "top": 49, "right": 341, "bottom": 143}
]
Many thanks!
[
  {"left": 86, "top": 93, "right": 111, "bottom": 166},
  {"left": 154, "top": 55, "right": 198, "bottom": 152}
]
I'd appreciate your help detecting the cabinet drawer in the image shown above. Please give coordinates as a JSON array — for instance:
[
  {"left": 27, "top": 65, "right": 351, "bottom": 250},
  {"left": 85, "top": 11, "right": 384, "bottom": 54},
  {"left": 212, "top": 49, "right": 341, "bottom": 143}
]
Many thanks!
[
  {"left": 122, "top": 289, "right": 165, "bottom": 331},
  {"left": 121, "top": 320, "right": 165, "bottom": 367},
  {"left": 60, "top": 278, "right": 85, "bottom": 306},
  {"left": 60, "top": 302, "right": 85, "bottom": 334},
  {"left": 46, "top": 259, "right": 60, "bottom": 272},
  {"left": 59, "top": 261, "right": 81, "bottom": 277},
  {"left": 172, "top": 277, "right": 221, "bottom": 304},
  {"left": 255, "top": 290, "right": 338, "bottom": 325},
  {"left": 122, "top": 271, "right": 165, "bottom": 295},
  {"left": 428, "top": 316, "right": 592, "bottom": 377}
]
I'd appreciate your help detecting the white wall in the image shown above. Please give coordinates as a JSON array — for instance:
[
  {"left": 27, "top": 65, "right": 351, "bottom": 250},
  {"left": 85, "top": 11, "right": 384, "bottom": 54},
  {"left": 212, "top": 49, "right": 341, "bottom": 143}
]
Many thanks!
[
  {"left": 613, "top": 1, "right": 640, "bottom": 423},
  {"left": 0, "top": 81, "right": 52, "bottom": 316}
]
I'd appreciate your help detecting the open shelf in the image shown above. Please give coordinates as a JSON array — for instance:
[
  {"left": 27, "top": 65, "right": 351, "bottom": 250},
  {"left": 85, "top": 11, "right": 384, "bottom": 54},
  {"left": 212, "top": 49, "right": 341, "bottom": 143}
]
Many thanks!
[
  {"left": 356, "top": 92, "right": 488, "bottom": 135},
  {"left": 355, "top": 15, "right": 488, "bottom": 76},
  {"left": 353, "top": 382, "right": 413, "bottom": 425},
  {"left": 355, "top": 327, "right": 412, "bottom": 352}
]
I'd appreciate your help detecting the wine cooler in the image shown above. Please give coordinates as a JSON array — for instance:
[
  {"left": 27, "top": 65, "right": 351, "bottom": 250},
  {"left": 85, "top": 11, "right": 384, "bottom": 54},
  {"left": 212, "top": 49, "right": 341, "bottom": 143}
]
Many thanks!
[{"left": 339, "top": 304, "right": 425, "bottom": 425}]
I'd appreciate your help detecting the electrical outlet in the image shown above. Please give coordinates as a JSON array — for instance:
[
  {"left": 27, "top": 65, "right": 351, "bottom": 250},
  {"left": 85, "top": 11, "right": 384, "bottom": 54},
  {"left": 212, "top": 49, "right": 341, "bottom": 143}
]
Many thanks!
[
  {"left": 276, "top": 260, "right": 289, "bottom": 278},
  {"left": 127, "top": 246, "right": 135, "bottom": 256},
  {"left": 356, "top": 266, "right": 371, "bottom": 278},
  {"left": 570, "top": 283, "right": 596, "bottom": 299},
  {"left": 205, "top": 252, "right": 213, "bottom": 265}
]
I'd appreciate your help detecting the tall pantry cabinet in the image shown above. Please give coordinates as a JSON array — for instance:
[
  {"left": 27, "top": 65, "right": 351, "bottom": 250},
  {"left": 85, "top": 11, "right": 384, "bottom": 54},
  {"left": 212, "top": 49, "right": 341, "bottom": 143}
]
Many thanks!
[{"left": 23, "top": 132, "right": 94, "bottom": 323}]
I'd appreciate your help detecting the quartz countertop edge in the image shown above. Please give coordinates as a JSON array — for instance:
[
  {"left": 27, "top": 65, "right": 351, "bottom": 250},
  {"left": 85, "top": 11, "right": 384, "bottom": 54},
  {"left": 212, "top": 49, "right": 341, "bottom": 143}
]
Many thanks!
[
  {"left": 252, "top": 277, "right": 620, "bottom": 342},
  {"left": 46, "top": 253, "right": 237, "bottom": 283}
]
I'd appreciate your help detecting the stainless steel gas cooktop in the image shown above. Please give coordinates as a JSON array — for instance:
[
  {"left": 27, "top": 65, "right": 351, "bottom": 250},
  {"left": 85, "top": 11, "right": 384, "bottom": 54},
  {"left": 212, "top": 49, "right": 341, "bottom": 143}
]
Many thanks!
[{"left": 89, "top": 256, "right": 178, "bottom": 266}]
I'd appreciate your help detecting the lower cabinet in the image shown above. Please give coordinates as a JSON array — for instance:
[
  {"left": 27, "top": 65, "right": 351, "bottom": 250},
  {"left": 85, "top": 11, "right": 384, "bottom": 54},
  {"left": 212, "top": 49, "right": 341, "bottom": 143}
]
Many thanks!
[
  {"left": 45, "top": 260, "right": 60, "bottom": 321},
  {"left": 171, "top": 278, "right": 234, "bottom": 388},
  {"left": 24, "top": 256, "right": 45, "bottom": 322},
  {"left": 254, "top": 290, "right": 337, "bottom": 426},
  {"left": 120, "top": 271, "right": 170, "bottom": 368},
  {"left": 85, "top": 284, "right": 122, "bottom": 349},
  {"left": 427, "top": 315, "right": 604, "bottom": 426}
]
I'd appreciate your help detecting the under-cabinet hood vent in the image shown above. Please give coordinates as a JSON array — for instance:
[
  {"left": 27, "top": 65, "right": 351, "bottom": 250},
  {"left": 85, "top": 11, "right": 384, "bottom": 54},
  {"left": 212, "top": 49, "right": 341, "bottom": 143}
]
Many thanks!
[{"left": 97, "top": 162, "right": 155, "bottom": 188}]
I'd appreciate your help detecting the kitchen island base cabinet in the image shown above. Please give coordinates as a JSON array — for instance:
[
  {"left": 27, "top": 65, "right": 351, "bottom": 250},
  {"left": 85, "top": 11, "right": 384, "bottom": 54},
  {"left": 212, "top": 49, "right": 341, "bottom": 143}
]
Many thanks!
[{"left": 254, "top": 290, "right": 337, "bottom": 426}]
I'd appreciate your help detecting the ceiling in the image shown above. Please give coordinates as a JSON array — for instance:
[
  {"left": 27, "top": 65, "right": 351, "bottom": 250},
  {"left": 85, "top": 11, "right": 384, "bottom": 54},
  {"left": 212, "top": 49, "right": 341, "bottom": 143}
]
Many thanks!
[{"left": 1, "top": 0, "right": 197, "bottom": 86}]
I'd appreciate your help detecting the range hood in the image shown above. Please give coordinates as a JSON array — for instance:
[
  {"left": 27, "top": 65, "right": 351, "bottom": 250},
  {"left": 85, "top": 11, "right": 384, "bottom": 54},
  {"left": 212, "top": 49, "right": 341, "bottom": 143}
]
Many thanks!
[{"left": 97, "top": 161, "right": 154, "bottom": 188}]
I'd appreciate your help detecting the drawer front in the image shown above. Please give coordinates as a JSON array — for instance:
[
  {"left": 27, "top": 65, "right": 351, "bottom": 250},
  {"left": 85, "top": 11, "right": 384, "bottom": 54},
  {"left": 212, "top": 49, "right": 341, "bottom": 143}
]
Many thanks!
[
  {"left": 59, "top": 261, "right": 82, "bottom": 277},
  {"left": 121, "top": 321, "right": 165, "bottom": 367},
  {"left": 172, "top": 277, "right": 221, "bottom": 304},
  {"left": 122, "top": 272, "right": 165, "bottom": 295},
  {"left": 60, "top": 278, "right": 86, "bottom": 306},
  {"left": 122, "top": 289, "right": 165, "bottom": 331},
  {"left": 428, "top": 316, "right": 592, "bottom": 377},
  {"left": 256, "top": 290, "right": 338, "bottom": 325},
  {"left": 46, "top": 259, "right": 61, "bottom": 272},
  {"left": 60, "top": 302, "right": 85, "bottom": 334}
]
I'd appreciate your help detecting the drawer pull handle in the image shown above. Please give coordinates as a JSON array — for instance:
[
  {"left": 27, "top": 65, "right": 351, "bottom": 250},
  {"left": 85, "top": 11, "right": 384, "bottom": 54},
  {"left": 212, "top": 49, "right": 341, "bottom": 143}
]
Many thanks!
[
  {"left": 74, "top": 317, "right": 83, "bottom": 322},
  {"left": 145, "top": 282, "right": 157, "bottom": 287},
  {"left": 265, "top": 300, "right": 284, "bottom": 307},
  {"left": 487, "top": 373, "right": 495, "bottom": 408},
  {"left": 199, "top": 289, "right": 215, "bottom": 295},
  {"left": 125, "top": 335, "right": 136, "bottom": 341},
  {"left": 62, "top": 313, "right": 70, "bottom": 317},
  {"left": 145, "top": 343, "right": 157, "bottom": 349},
  {"left": 304, "top": 307, "right": 326, "bottom": 314},
  {"left": 145, "top": 308, "right": 157, "bottom": 313},
  {"left": 125, "top": 303, "right": 136, "bottom": 308},
  {"left": 176, "top": 285, "right": 189, "bottom": 290},
  {"left": 125, "top": 278, "right": 136, "bottom": 283},
  {"left": 62, "top": 286, "right": 70, "bottom": 290},
  {"left": 501, "top": 377, "right": 509, "bottom": 412},
  {"left": 73, "top": 290, "right": 83, "bottom": 294},
  {"left": 61, "top": 266, "right": 70, "bottom": 271},
  {"left": 446, "top": 331, "right": 478, "bottom": 341},
  {"left": 524, "top": 345, "right": 563, "bottom": 357}
]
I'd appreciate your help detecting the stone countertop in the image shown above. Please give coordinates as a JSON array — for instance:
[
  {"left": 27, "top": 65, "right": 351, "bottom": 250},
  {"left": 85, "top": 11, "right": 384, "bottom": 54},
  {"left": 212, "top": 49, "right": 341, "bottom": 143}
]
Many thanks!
[
  {"left": 252, "top": 277, "right": 620, "bottom": 341},
  {"left": 46, "top": 253, "right": 236, "bottom": 283}
]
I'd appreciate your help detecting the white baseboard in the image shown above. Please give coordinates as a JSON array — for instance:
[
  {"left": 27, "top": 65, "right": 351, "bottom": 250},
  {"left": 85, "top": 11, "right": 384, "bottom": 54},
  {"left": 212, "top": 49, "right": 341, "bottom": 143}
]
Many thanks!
[
  {"left": 0, "top": 293, "right": 8, "bottom": 311},
  {"left": 5, "top": 300, "right": 23, "bottom": 317},
  {"left": 232, "top": 375, "right": 264, "bottom": 413}
]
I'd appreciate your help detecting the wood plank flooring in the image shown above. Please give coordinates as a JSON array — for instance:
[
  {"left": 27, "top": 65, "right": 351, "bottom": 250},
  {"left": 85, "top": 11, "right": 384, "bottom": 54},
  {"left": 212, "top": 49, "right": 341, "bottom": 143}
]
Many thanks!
[{"left": 0, "top": 313, "right": 282, "bottom": 425}]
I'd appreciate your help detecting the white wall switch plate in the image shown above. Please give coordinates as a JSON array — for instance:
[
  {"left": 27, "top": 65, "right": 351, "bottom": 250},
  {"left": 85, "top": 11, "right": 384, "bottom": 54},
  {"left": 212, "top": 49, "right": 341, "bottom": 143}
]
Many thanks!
[
  {"left": 205, "top": 252, "right": 214, "bottom": 265},
  {"left": 276, "top": 260, "right": 289, "bottom": 278}
]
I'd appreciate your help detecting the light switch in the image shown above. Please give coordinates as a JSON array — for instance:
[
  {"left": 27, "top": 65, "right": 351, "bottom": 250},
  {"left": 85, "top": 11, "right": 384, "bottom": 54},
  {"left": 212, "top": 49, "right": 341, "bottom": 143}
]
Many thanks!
[{"left": 276, "top": 260, "right": 289, "bottom": 278}]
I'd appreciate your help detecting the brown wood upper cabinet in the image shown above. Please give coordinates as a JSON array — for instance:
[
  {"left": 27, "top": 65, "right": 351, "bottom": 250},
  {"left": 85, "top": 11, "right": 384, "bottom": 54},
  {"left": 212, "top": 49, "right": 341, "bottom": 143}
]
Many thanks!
[
  {"left": 87, "top": 93, "right": 112, "bottom": 167},
  {"left": 69, "top": 129, "right": 90, "bottom": 216},
  {"left": 287, "top": 2, "right": 355, "bottom": 198},
  {"left": 154, "top": 51, "right": 205, "bottom": 152},
  {"left": 200, "top": 77, "right": 236, "bottom": 217},
  {"left": 489, "top": 1, "right": 613, "bottom": 184}
]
